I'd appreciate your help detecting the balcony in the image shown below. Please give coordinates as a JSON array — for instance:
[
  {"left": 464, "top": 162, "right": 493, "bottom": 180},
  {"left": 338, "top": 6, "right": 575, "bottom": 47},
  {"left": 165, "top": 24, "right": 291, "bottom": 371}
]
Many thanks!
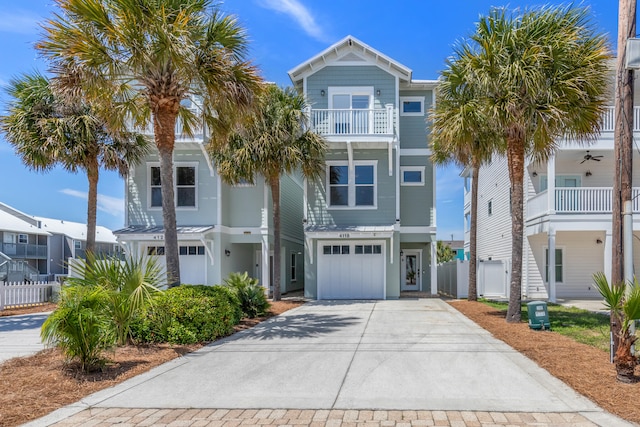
[
  {"left": 600, "top": 106, "right": 640, "bottom": 133},
  {"left": 1, "top": 243, "right": 48, "bottom": 259},
  {"left": 309, "top": 106, "right": 394, "bottom": 137},
  {"left": 527, "top": 187, "right": 640, "bottom": 219}
]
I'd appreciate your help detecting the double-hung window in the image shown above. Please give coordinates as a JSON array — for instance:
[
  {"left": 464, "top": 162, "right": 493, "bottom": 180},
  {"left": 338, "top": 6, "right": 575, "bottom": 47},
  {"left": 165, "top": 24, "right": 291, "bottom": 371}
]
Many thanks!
[
  {"left": 327, "top": 161, "right": 377, "bottom": 208},
  {"left": 149, "top": 163, "right": 197, "bottom": 209}
]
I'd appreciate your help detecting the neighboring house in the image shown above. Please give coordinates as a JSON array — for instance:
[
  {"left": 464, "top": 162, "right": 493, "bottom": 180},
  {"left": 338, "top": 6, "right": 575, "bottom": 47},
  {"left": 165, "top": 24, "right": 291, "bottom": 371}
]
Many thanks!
[
  {"left": 462, "top": 85, "right": 640, "bottom": 301},
  {"left": 114, "top": 99, "right": 305, "bottom": 292},
  {"left": 444, "top": 240, "right": 465, "bottom": 261},
  {"left": 0, "top": 203, "right": 50, "bottom": 282},
  {"left": 288, "top": 36, "right": 437, "bottom": 299},
  {"left": 0, "top": 202, "right": 118, "bottom": 281},
  {"left": 35, "top": 216, "right": 119, "bottom": 277}
]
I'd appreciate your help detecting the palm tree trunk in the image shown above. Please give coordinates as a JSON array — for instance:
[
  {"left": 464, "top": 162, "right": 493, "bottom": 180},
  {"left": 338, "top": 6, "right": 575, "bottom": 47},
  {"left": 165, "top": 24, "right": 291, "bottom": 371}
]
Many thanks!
[
  {"left": 468, "top": 161, "right": 480, "bottom": 301},
  {"left": 611, "top": 0, "right": 636, "bottom": 352},
  {"left": 85, "top": 154, "right": 99, "bottom": 257},
  {"left": 506, "top": 132, "right": 525, "bottom": 323},
  {"left": 270, "top": 176, "right": 282, "bottom": 301},
  {"left": 154, "top": 108, "right": 180, "bottom": 288}
]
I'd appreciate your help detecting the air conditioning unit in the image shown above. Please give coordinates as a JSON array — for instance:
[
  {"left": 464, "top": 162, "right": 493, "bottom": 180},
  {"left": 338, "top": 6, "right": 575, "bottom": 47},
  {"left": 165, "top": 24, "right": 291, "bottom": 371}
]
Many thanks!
[{"left": 626, "top": 38, "right": 640, "bottom": 69}]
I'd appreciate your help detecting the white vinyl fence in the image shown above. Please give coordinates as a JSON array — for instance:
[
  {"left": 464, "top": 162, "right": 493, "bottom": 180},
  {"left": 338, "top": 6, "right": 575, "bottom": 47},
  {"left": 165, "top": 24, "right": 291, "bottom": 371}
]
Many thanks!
[
  {"left": 0, "top": 281, "right": 57, "bottom": 311},
  {"left": 437, "top": 260, "right": 469, "bottom": 298}
]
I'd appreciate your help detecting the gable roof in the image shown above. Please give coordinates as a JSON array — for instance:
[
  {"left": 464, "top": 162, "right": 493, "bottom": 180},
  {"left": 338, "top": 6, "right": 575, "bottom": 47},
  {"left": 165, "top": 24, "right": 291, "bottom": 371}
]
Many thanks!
[
  {"left": 288, "top": 35, "right": 413, "bottom": 84},
  {"left": 35, "top": 216, "right": 117, "bottom": 244},
  {"left": 0, "top": 209, "right": 51, "bottom": 236}
]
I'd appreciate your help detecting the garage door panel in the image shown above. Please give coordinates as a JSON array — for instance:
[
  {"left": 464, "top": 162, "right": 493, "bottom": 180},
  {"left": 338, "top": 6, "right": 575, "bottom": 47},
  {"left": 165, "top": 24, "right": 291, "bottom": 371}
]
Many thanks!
[{"left": 318, "top": 241, "right": 385, "bottom": 299}]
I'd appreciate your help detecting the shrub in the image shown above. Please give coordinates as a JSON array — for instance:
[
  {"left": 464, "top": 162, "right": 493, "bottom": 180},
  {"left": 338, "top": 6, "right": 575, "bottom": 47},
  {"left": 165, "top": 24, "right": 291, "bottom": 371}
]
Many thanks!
[
  {"left": 131, "top": 285, "right": 241, "bottom": 344},
  {"left": 224, "top": 272, "right": 270, "bottom": 318},
  {"left": 41, "top": 285, "right": 114, "bottom": 372},
  {"left": 66, "top": 254, "right": 164, "bottom": 345}
]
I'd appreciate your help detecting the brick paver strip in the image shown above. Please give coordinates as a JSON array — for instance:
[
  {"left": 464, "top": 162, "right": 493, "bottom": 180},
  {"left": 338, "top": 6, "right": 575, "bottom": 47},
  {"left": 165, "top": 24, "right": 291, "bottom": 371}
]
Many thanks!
[{"left": 44, "top": 409, "right": 604, "bottom": 426}]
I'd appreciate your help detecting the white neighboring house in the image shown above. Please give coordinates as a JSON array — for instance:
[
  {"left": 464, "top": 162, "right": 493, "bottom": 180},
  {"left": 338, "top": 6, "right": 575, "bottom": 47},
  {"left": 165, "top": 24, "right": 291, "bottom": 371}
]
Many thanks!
[{"left": 463, "top": 98, "right": 640, "bottom": 301}]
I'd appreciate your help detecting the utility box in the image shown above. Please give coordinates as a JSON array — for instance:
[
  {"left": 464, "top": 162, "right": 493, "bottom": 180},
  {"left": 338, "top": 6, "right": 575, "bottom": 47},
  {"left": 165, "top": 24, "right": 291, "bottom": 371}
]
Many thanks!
[{"left": 527, "top": 301, "right": 550, "bottom": 330}]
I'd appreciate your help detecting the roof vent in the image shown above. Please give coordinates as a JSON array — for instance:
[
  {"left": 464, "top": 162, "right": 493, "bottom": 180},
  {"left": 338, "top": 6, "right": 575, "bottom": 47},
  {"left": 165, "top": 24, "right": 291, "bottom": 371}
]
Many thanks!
[{"left": 347, "top": 38, "right": 352, "bottom": 46}]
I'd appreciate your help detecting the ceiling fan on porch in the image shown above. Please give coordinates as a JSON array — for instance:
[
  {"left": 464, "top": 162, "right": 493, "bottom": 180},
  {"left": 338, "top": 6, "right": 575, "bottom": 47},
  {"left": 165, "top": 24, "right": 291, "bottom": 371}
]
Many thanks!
[{"left": 580, "top": 150, "right": 603, "bottom": 164}]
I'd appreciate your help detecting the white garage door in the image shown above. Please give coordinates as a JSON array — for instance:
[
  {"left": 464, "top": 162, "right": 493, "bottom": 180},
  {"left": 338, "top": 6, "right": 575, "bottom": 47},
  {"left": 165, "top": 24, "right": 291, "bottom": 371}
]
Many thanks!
[
  {"left": 317, "top": 241, "right": 385, "bottom": 299},
  {"left": 146, "top": 244, "right": 206, "bottom": 285}
]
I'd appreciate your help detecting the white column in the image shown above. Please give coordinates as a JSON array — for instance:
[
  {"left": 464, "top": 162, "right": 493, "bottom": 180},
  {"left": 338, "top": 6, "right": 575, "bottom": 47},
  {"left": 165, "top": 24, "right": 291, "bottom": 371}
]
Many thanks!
[
  {"left": 261, "top": 234, "right": 270, "bottom": 295},
  {"left": 547, "top": 155, "right": 556, "bottom": 214},
  {"left": 604, "top": 230, "right": 612, "bottom": 284},
  {"left": 430, "top": 240, "right": 437, "bottom": 295},
  {"left": 548, "top": 227, "right": 556, "bottom": 303}
]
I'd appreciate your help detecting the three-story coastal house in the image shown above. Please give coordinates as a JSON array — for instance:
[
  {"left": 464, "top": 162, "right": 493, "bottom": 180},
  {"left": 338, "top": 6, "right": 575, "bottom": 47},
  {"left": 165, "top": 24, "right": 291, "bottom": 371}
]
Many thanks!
[{"left": 289, "top": 36, "right": 437, "bottom": 299}]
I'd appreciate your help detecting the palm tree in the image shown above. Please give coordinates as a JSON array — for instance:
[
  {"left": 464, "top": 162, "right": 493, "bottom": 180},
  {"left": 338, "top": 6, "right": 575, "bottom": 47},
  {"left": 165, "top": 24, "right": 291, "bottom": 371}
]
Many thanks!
[
  {"left": 430, "top": 51, "right": 498, "bottom": 301},
  {"left": 593, "top": 272, "right": 640, "bottom": 383},
  {"left": 1, "top": 72, "right": 149, "bottom": 254},
  {"left": 37, "top": 0, "right": 262, "bottom": 287},
  {"left": 210, "top": 85, "right": 326, "bottom": 301},
  {"left": 464, "top": 5, "right": 610, "bottom": 321}
]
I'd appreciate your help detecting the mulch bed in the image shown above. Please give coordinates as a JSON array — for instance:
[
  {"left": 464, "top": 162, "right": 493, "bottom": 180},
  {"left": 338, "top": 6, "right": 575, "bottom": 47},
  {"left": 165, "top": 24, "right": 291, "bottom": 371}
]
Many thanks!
[
  {"left": 449, "top": 300, "right": 640, "bottom": 424},
  {"left": 0, "top": 299, "right": 304, "bottom": 427}
]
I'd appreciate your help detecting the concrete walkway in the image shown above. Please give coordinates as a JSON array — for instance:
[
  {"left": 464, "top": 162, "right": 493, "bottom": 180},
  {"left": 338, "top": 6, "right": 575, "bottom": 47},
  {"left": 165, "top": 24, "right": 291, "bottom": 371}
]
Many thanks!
[
  {"left": 27, "top": 299, "right": 631, "bottom": 426},
  {"left": 0, "top": 312, "right": 49, "bottom": 364}
]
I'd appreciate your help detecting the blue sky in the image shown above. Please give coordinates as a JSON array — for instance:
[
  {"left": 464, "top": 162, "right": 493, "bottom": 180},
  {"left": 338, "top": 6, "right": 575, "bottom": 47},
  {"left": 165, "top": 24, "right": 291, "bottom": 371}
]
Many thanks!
[{"left": 0, "top": 0, "right": 620, "bottom": 240}]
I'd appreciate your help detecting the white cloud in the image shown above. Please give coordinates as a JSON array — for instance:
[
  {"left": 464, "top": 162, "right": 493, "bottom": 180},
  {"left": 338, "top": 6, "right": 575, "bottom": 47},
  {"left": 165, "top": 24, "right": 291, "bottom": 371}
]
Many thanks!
[
  {"left": 0, "top": 11, "right": 41, "bottom": 35},
  {"left": 60, "top": 189, "right": 124, "bottom": 217},
  {"left": 258, "top": 0, "right": 327, "bottom": 42}
]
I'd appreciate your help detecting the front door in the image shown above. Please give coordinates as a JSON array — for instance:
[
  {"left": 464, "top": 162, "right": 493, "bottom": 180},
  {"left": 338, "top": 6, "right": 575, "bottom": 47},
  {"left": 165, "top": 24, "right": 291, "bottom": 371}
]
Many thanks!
[{"left": 401, "top": 250, "right": 421, "bottom": 291}]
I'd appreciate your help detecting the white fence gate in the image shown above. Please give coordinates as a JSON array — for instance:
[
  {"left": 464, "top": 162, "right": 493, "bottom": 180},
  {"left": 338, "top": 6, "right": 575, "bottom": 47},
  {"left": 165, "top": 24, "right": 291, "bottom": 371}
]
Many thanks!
[
  {"left": 0, "top": 281, "right": 56, "bottom": 311},
  {"left": 478, "top": 260, "right": 510, "bottom": 298},
  {"left": 437, "top": 260, "right": 469, "bottom": 298}
]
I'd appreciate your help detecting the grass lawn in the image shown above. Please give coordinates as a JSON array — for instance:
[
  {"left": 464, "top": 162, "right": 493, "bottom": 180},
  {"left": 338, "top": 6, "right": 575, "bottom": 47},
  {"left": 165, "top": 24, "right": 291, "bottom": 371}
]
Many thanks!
[{"left": 480, "top": 300, "right": 611, "bottom": 353}]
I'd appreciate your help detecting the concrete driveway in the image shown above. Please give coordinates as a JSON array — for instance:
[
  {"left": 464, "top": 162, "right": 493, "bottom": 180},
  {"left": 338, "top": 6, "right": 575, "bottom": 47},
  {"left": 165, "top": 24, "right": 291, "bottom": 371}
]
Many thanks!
[
  {"left": 36, "top": 299, "right": 627, "bottom": 427},
  {"left": 0, "top": 312, "right": 49, "bottom": 364}
]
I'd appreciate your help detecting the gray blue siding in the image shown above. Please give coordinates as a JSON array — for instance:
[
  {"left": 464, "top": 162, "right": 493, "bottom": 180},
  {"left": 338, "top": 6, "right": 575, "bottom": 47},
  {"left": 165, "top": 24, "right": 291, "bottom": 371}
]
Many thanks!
[
  {"left": 307, "top": 66, "right": 396, "bottom": 109},
  {"left": 399, "top": 89, "right": 432, "bottom": 149}
]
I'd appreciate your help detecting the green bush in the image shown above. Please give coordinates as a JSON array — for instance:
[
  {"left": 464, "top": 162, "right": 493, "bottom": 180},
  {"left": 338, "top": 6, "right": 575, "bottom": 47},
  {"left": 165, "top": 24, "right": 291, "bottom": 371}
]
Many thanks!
[
  {"left": 131, "top": 285, "right": 241, "bottom": 344},
  {"left": 66, "top": 254, "right": 164, "bottom": 345},
  {"left": 224, "top": 272, "right": 270, "bottom": 318},
  {"left": 41, "top": 285, "right": 114, "bottom": 372}
]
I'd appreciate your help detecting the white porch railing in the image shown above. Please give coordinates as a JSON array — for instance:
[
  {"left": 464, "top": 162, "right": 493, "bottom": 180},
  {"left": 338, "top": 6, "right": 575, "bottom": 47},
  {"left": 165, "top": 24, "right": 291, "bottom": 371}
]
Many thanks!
[
  {"left": 0, "top": 281, "right": 55, "bottom": 311},
  {"left": 600, "top": 106, "right": 640, "bottom": 132},
  {"left": 527, "top": 187, "right": 640, "bottom": 218},
  {"left": 309, "top": 107, "right": 394, "bottom": 136}
]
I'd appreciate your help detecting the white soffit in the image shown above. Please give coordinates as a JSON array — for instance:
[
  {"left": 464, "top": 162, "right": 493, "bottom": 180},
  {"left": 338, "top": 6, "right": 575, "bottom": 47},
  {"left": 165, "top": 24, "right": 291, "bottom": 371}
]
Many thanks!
[{"left": 288, "top": 35, "right": 413, "bottom": 84}]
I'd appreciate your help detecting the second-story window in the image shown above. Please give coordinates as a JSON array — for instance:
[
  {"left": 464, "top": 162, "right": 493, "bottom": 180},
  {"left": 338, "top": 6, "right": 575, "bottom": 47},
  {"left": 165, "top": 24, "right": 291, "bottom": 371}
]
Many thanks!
[
  {"left": 18, "top": 234, "right": 28, "bottom": 244},
  {"left": 400, "top": 96, "right": 425, "bottom": 116},
  {"left": 149, "top": 163, "right": 197, "bottom": 209},
  {"left": 327, "top": 161, "right": 377, "bottom": 208}
]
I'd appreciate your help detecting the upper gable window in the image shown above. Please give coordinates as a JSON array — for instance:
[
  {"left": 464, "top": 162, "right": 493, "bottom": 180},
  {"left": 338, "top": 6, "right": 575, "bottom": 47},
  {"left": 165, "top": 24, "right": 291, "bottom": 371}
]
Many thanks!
[{"left": 400, "top": 96, "right": 425, "bottom": 116}]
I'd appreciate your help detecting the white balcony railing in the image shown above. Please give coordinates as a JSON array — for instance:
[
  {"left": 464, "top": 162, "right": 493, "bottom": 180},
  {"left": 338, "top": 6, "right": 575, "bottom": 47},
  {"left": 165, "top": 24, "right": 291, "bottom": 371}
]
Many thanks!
[
  {"left": 527, "top": 187, "right": 640, "bottom": 218},
  {"left": 600, "top": 106, "right": 640, "bottom": 132},
  {"left": 309, "top": 107, "right": 394, "bottom": 136}
]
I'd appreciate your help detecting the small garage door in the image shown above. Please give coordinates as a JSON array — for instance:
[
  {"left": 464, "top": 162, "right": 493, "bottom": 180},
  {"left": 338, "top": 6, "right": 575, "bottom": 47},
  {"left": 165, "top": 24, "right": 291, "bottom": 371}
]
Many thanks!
[
  {"left": 317, "top": 241, "right": 385, "bottom": 299},
  {"left": 146, "top": 244, "right": 206, "bottom": 285}
]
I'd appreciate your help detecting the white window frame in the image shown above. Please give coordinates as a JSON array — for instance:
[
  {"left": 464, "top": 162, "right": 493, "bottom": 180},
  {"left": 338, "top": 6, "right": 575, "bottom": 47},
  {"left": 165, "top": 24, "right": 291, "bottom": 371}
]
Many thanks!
[
  {"left": 400, "top": 166, "right": 425, "bottom": 186},
  {"left": 290, "top": 252, "right": 297, "bottom": 282},
  {"left": 543, "top": 246, "right": 565, "bottom": 284},
  {"left": 400, "top": 96, "right": 425, "bottom": 116},
  {"left": 328, "top": 86, "right": 374, "bottom": 109},
  {"left": 17, "top": 234, "right": 28, "bottom": 244},
  {"left": 326, "top": 160, "right": 378, "bottom": 209},
  {"left": 74, "top": 240, "right": 82, "bottom": 250},
  {"left": 147, "top": 162, "right": 199, "bottom": 210}
]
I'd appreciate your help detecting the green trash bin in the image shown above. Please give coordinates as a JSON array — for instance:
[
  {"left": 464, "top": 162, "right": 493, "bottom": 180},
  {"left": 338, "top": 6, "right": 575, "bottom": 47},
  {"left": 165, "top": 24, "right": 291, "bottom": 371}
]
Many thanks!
[{"left": 527, "top": 301, "right": 550, "bottom": 330}]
